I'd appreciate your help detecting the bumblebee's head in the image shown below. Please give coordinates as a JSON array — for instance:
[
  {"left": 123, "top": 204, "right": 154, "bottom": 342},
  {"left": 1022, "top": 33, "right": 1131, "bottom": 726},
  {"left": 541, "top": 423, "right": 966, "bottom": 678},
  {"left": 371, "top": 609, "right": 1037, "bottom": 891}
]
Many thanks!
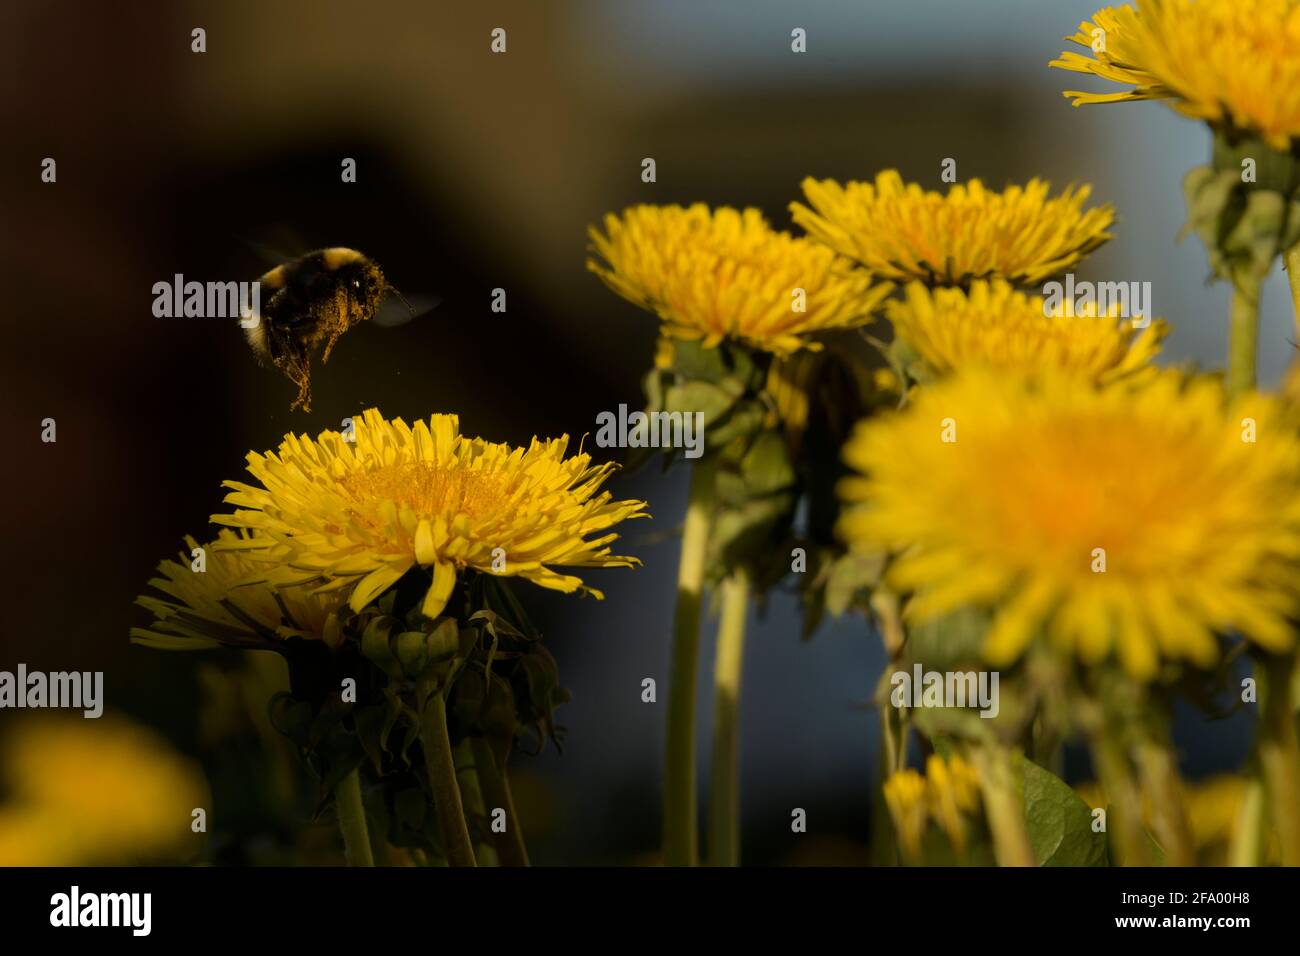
[
  {"left": 321, "top": 248, "right": 412, "bottom": 319},
  {"left": 337, "top": 258, "right": 385, "bottom": 304}
]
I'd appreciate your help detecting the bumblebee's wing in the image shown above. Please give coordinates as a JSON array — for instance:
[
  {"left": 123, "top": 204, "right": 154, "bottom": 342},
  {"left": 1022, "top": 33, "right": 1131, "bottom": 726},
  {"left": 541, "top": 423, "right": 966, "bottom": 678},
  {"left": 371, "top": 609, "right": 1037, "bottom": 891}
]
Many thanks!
[
  {"left": 373, "top": 293, "right": 441, "bottom": 328},
  {"left": 239, "top": 227, "right": 309, "bottom": 269}
]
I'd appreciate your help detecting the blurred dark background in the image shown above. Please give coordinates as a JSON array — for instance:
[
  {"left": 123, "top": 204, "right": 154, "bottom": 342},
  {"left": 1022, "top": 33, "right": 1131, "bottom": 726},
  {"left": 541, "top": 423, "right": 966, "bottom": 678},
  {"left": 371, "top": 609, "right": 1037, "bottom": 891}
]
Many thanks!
[{"left": 1, "top": 0, "right": 1273, "bottom": 864}]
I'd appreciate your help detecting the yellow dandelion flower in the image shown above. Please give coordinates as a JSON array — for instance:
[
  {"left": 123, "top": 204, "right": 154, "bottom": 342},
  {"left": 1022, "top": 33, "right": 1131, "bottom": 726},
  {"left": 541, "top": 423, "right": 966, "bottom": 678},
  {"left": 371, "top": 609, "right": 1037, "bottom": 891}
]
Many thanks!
[
  {"left": 212, "top": 409, "right": 648, "bottom": 620},
  {"left": 653, "top": 336, "right": 677, "bottom": 370},
  {"left": 791, "top": 170, "right": 1114, "bottom": 287},
  {"left": 886, "top": 279, "right": 1167, "bottom": 383},
  {"left": 0, "top": 716, "right": 209, "bottom": 865},
  {"left": 872, "top": 367, "right": 901, "bottom": 396},
  {"left": 884, "top": 754, "right": 982, "bottom": 860},
  {"left": 1181, "top": 774, "right": 1248, "bottom": 851},
  {"left": 883, "top": 768, "right": 929, "bottom": 860},
  {"left": 132, "top": 530, "right": 346, "bottom": 650},
  {"left": 1077, "top": 774, "right": 1271, "bottom": 863},
  {"left": 1051, "top": 0, "right": 1300, "bottom": 152},
  {"left": 839, "top": 370, "right": 1300, "bottom": 680},
  {"left": 926, "top": 753, "right": 982, "bottom": 853},
  {"left": 586, "top": 204, "right": 892, "bottom": 356}
]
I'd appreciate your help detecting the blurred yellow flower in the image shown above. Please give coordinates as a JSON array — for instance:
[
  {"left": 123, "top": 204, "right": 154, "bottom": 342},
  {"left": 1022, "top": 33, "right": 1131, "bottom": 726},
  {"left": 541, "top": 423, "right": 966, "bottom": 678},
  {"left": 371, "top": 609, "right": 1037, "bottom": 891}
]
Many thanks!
[
  {"left": 926, "top": 753, "right": 982, "bottom": 853},
  {"left": 1051, "top": 0, "right": 1300, "bottom": 151},
  {"left": 1078, "top": 774, "right": 1273, "bottom": 864},
  {"left": 213, "top": 409, "right": 647, "bottom": 620},
  {"left": 886, "top": 279, "right": 1167, "bottom": 383},
  {"left": 0, "top": 716, "right": 208, "bottom": 865},
  {"left": 1182, "top": 774, "right": 1248, "bottom": 852},
  {"left": 132, "top": 529, "right": 346, "bottom": 650},
  {"left": 884, "top": 754, "right": 982, "bottom": 861},
  {"left": 587, "top": 204, "right": 892, "bottom": 356},
  {"left": 791, "top": 170, "right": 1114, "bottom": 287},
  {"left": 839, "top": 370, "right": 1300, "bottom": 679},
  {"left": 882, "top": 768, "right": 928, "bottom": 860},
  {"left": 765, "top": 351, "right": 819, "bottom": 437}
]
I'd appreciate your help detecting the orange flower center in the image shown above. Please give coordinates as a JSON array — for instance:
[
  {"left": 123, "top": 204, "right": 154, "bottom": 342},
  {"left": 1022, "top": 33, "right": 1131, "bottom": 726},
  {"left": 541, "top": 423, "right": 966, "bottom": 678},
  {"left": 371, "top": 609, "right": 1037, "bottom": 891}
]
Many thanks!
[{"left": 339, "top": 461, "right": 517, "bottom": 522}]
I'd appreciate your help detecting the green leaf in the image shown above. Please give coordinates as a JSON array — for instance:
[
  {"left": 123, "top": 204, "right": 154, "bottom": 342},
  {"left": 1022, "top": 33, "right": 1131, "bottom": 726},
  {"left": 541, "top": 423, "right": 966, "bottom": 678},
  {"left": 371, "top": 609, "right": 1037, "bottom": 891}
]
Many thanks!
[{"left": 1019, "top": 755, "right": 1108, "bottom": 867}]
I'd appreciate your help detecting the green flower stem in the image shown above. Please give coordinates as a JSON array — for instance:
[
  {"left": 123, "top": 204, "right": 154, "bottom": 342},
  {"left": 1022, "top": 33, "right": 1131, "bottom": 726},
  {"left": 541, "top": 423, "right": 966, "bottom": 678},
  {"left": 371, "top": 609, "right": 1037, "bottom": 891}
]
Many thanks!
[
  {"left": 1258, "top": 651, "right": 1300, "bottom": 866},
  {"left": 1090, "top": 731, "right": 1150, "bottom": 866},
  {"left": 420, "top": 691, "right": 478, "bottom": 867},
  {"left": 880, "top": 703, "right": 900, "bottom": 777},
  {"left": 664, "top": 457, "right": 718, "bottom": 867},
  {"left": 1229, "top": 776, "right": 1268, "bottom": 867},
  {"left": 969, "top": 743, "right": 1035, "bottom": 867},
  {"left": 472, "top": 736, "right": 530, "bottom": 867},
  {"left": 455, "top": 738, "right": 498, "bottom": 866},
  {"left": 1287, "top": 243, "right": 1300, "bottom": 336},
  {"left": 1228, "top": 275, "right": 1262, "bottom": 399},
  {"left": 1134, "top": 739, "right": 1193, "bottom": 867},
  {"left": 708, "top": 569, "right": 751, "bottom": 867},
  {"left": 335, "top": 766, "right": 375, "bottom": 867}
]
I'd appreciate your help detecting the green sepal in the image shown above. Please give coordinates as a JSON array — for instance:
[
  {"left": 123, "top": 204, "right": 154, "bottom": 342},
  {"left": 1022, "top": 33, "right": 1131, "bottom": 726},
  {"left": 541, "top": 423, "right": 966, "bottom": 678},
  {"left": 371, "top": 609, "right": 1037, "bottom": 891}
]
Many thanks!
[
  {"left": 360, "top": 614, "right": 403, "bottom": 679},
  {"left": 823, "top": 550, "right": 886, "bottom": 618},
  {"left": 885, "top": 334, "right": 935, "bottom": 387},
  {"left": 905, "top": 606, "right": 991, "bottom": 672},
  {"left": 704, "top": 400, "right": 767, "bottom": 450},
  {"left": 1183, "top": 131, "right": 1300, "bottom": 286},
  {"left": 663, "top": 380, "right": 743, "bottom": 429}
]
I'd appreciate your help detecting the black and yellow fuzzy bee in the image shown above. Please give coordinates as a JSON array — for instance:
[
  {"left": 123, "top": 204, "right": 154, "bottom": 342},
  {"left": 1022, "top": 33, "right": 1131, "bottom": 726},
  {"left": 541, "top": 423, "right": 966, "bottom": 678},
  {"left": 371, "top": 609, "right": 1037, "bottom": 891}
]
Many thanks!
[{"left": 243, "top": 247, "right": 413, "bottom": 411}]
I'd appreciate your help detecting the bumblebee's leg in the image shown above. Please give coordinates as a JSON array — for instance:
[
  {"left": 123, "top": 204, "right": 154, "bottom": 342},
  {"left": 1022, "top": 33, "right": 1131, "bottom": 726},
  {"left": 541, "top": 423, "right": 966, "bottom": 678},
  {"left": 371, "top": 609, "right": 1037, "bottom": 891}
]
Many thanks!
[
  {"left": 264, "top": 320, "right": 313, "bottom": 411},
  {"left": 272, "top": 346, "right": 313, "bottom": 412},
  {"left": 288, "top": 356, "right": 312, "bottom": 412},
  {"left": 321, "top": 327, "right": 343, "bottom": 364},
  {"left": 320, "top": 290, "right": 352, "bottom": 364}
]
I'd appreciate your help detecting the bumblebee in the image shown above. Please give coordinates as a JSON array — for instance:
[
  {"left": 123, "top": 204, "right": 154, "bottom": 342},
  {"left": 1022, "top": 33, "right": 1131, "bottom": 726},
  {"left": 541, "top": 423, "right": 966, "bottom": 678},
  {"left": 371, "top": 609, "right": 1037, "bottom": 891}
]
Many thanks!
[{"left": 243, "top": 247, "right": 411, "bottom": 411}]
